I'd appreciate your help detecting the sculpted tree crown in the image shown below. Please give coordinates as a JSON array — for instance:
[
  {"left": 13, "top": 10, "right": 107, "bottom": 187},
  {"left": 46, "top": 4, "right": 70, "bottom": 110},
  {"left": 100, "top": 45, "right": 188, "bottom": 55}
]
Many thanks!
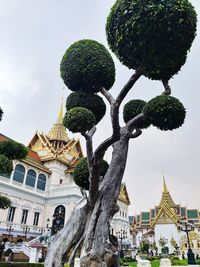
[
  {"left": 106, "top": 0, "right": 197, "bottom": 81},
  {"left": 73, "top": 158, "right": 109, "bottom": 190},
  {"left": 123, "top": 99, "right": 150, "bottom": 129},
  {"left": 144, "top": 95, "right": 186, "bottom": 131},
  {"left": 66, "top": 91, "right": 106, "bottom": 124},
  {"left": 60, "top": 39, "right": 116, "bottom": 93},
  {"left": 63, "top": 107, "right": 96, "bottom": 133}
]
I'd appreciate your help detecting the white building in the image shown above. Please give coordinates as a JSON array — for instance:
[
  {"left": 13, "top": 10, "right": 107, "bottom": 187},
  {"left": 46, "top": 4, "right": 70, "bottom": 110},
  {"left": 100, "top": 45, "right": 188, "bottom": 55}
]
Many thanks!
[{"left": 0, "top": 102, "right": 132, "bottom": 253}]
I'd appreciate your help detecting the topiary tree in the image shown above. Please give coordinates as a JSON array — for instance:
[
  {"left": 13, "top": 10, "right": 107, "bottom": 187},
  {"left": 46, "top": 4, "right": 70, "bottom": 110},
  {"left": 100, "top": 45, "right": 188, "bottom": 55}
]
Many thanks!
[
  {"left": 45, "top": 1, "right": 197, "bottom": 266},
  {"left": 0, "top": 107, "right": 28, "bottom": 210}
]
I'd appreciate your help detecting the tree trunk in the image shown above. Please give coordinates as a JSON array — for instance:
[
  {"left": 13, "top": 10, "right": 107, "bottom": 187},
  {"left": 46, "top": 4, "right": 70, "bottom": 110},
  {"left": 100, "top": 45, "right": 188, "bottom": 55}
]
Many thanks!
[
  {"left": 45, "top": 198, "right": 88, "bottom": 267},
  {"left": 80, "top": 134, "right": 129, "bottom": 267},
  {"left": 45, "top": 132, "right": 130, "bottom": 267}
]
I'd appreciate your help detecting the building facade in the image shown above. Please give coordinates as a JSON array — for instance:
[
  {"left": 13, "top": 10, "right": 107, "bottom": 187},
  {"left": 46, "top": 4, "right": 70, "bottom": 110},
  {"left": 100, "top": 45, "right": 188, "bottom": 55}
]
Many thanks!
[
  {"left": 0, "top": 102, "right": 132, "bottom": 250},
  {"left": 130, "top": 178, "right": 200, "bottom": 256}
]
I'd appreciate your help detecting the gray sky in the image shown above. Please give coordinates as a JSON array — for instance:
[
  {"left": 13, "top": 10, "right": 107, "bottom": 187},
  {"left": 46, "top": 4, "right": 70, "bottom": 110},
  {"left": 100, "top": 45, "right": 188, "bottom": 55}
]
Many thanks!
[{"left": 0, "top": 0, "right": 199, "bottom": 214}]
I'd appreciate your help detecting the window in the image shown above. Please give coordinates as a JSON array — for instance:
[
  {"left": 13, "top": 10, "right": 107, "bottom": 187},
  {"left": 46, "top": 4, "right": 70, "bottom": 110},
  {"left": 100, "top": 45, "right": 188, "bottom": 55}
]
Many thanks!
[
  {"left": 21, "top": 209, "right": 28, "bottom": 224},
  {"left": 7, "top": 207, "right": 16, "bottom": 222},
  {"left": 59, "top": 179, "right": 63, "bottom": 184},
  {"left": 13, "top": 164, "right": 25, "bottom": 183},
  {"left": 25, "top": 169, "right": 36, "bottom": 187},
  {"left": 37, "top": 174, "right": 46, "bottom": 191},
  {"left": 33, "top": 212, "right": 40, "bottom": 226}
]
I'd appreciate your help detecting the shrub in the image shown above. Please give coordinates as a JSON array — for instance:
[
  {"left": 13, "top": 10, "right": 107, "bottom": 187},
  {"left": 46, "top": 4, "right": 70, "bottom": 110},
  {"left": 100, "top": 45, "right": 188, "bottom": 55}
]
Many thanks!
[
  {"left": 66, "top": 91, "right": 106, "bottom": 124},
  {"left": 144, "top": 95, "right": 186, "bottom": 131},
  {"left": 0, "top": 154, "right": 13, "bottom": 176},
  {"left": 106, "top": 0, "right": 197, "bottom": 81},
  {"left": 60, "top": 39, "right": 115, "bottom": 93},
  {"left": 123, "top": 99, "right": 150, "bottom": 129},
  {"left": 0, "top": 195, "right": 12, "bottom": 209},
  {"left": 171, "top": 259, "right": 188, "bottom": 266},
  {"left": 73, "top": 158, "right": 109, "bottom": 190},
  {"left": 63, "top": 107, "right": 96, "bottom": 133},
  {"left": 0, "top": 140, "right": 28, "bottom": 160}
]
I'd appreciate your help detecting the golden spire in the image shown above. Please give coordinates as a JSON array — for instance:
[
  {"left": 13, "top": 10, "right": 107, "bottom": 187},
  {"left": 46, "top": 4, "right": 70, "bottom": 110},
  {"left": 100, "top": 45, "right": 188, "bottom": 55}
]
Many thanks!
[
  {"left": 159, "top": 177, "right": 176, "bottom": 208},
  {"left": 57, "top": 97, "right": 63, "bottom": 124},
  {"left": 163, "top": 176, "right": 168, "bottom": 193},
  {"left": 47, "top": 97, "right": 69, "bottom": 143}
]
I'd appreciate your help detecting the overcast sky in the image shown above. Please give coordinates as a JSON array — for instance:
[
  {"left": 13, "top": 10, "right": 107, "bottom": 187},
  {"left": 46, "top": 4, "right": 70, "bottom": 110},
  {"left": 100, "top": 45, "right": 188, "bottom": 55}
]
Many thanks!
[{"left": 0, "top": 0, "right": 199, "bottom": 215}]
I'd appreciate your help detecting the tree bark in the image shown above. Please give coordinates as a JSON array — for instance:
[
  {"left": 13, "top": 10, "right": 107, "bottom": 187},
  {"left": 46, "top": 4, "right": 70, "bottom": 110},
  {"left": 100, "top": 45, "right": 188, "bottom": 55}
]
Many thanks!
[
  {"left": 45, "top": 199, "right": 88, "bottom": 267},
  {"left": 80, "top": 132, "right": 129, "bottom": 267}
]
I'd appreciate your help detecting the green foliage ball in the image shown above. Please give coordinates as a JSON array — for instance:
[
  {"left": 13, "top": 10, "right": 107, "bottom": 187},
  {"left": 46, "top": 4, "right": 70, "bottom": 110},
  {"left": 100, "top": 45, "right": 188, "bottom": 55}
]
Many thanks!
[
  {"left": 60, "top": 39, "right": 115, "bottom": 93},
  {"left": 73, "top": 158, "right": 109, "bottom": 190},
  {"left": 66, "top": 91, "right": 106, "bottom": 124},
  {"left": 63, "top": 107, "right": 96, "bottom": 133},
  {"left": 0, "top": 195, "right": 12, "bottom": 210},
  {"left": 0, "top": 107, "right": 3, "bottom": 121},
  {"left": 106, "top": 0, "right": 197, "bottom": 80},
  {"left": 143, "top": 95, "right": 186, "bottom": 131},
  {"left": 0, "top": 154, "right": 13, "bottom": 176},
  {"left": 0, "top": 140, "right": 28, "bottom": 160},
  {"left": 123, "top": 100, "right": 151, "bottom": 129}
]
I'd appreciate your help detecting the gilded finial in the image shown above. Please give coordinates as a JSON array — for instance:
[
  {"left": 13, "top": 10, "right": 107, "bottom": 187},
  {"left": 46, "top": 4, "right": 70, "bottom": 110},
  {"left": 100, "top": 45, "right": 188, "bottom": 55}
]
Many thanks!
[
  {"left": 57, "top": 97, "right": 64, "bottom": 124},
  {"left": 163, "top": 176, "right": 168, "bottom": 193}
]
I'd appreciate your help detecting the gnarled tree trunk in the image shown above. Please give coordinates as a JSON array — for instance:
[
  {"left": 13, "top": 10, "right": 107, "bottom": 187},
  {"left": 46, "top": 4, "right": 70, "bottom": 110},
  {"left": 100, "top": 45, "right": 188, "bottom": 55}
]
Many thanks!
[{"left": 80, "top": 134, "right": 129, "bottom": 267}]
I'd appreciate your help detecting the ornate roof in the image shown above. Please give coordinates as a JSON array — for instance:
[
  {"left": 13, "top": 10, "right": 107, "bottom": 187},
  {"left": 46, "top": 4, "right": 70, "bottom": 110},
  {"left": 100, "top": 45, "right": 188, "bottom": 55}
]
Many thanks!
[
  {"left": 150, "top": 177, "right": 179, "bottom": 227},
  {"left": 47, "top": 100, "right": 69, "bottom": 143},
  {"left": 28, "top": 100, "right": 83, "bottom": 167},
  {"left": 118, "top": 183, "right": 131, "bottom": 205}
]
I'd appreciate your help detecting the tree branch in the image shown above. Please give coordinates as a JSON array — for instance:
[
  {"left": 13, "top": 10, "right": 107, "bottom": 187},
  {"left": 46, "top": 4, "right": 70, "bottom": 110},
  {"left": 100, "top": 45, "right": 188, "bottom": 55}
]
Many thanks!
[
  {"left": 81, "top": 127, "right": 96, "bottom": 168},
  {"left": 162, "top": 80, "right": 171, "bottom": 95},
  {"left": 126, "top": 113, "right": 145, "bottom": 132},
  {"left": 100, "top": 87, "right": 115, "bottom": 105},
  {"left": 88, "top": 69, "right": 143, "bottom": 206},
  {"left": 116, "top": 67, "right": 143, "bottom": 106},
  {"left": 95, "top": 68, "right": 143, "bottom": 161},
  {"left": 68, "top": 235, "right": 84, "bottom": 267},
  {"left": 129, "top": 129, "right": 142, "bottom": 139}
]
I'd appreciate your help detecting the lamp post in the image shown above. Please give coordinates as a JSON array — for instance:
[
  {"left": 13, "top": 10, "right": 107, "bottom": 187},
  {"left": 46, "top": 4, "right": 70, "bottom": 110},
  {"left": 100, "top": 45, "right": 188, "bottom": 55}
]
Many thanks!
[
  {"left": 177, "top": 218, "right": 196, "bottom": 265},
  {"left": 116, "top": 229, "right": 127, "bottom": 258},
  {"left": 23, "top": 225, "right": 30, "bottom": 239},
  {"left": 6, "top": 225, "right": 14, "bottom": 239}
]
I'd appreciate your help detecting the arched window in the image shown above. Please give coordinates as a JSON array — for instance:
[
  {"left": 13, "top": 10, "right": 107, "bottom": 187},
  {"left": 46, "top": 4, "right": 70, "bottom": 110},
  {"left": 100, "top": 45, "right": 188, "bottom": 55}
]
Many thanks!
[
  {"left": 37, "top": 174, "right": 46, "bottom": 191},
  {"left": 25, "top": 169, "right": 36, "bottom": 187},
  {"left": 51, "top": 205, "right": 65, "bottom": 235},
  {"left": 13, "top": 164, "right": 25, "bottom": 183}
]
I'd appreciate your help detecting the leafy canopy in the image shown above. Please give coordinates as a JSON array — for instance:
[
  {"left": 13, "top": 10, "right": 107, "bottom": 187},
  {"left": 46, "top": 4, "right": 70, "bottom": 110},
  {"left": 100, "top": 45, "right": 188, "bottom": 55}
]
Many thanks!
[
  {"left": 66, "top": 91, "right": 106, "bottom": 124},
  {"left": 63, "top": 107, "right": 96, "bottom": 133},
  {"left": 73, "top": 158, "right": 109, "bottom": 190},
  {"left": 0, "top": 195, "right": 12, "bottom": 210},
  {"left": 0, "top": 140, "right": 28, "bottom": 160},
  {"left": 106, "top": 0, "right": 197, "bottom": 80},
  {"left": 144, "top": 95, "right": 186, "bottom": 131},
  {"left": 123, "top": 99, "right": 150, "bottom": 129},
  {"left": 60, "top": 39, "right": 115, "bottom": 93}
]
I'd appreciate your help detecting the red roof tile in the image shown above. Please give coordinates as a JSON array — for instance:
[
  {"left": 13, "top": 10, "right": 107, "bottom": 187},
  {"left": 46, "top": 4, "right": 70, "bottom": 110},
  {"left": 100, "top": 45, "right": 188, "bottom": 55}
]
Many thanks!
[{"left": 28, "top": 150, "right": 41, "bottom": 162}]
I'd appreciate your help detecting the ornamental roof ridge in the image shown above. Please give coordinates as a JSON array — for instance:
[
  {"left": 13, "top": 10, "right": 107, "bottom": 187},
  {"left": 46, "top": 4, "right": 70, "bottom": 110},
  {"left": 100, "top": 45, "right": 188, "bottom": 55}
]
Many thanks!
[
  {"left": 158, "top": 176, "right": 176, "bottom": 208},
  {"left": 47, "top": 99, "right": 69, "bottom": 143}
]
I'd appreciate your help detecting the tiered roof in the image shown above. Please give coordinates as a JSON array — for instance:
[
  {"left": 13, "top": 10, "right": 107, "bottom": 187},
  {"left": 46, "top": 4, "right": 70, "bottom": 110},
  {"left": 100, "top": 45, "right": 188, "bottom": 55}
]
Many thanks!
[{"left": 131, "top": 177, "right": 200, "bottom": 230}]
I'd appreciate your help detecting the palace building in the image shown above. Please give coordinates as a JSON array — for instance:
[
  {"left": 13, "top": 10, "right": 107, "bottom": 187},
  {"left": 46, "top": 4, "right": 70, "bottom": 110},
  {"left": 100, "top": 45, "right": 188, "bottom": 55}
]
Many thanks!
[
  {"left": 0, "top": 101, "right": 132, "bottom": 252},
  {"left": 130, "top": 178, "right": 200, "bottom": 256}
]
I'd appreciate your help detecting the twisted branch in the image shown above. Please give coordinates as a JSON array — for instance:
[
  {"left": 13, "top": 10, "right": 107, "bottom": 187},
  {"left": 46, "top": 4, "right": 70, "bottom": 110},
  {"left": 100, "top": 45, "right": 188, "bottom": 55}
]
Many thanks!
[{"left": 162, "top": 80, "right": 171, "bottom": 95}]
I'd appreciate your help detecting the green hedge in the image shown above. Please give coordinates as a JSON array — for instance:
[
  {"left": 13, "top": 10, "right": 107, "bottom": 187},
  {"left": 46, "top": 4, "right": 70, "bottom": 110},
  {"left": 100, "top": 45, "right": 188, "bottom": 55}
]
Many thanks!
[{"left": 171, "top": 259, "right": 188, "bottom": 266}]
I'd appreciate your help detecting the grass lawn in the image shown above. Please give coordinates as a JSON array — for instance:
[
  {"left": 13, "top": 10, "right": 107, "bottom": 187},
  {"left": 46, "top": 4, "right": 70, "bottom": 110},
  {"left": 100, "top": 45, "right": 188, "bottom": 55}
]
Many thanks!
[{"left": 128, "top": 261, "right": 160, "bottom": 267}]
